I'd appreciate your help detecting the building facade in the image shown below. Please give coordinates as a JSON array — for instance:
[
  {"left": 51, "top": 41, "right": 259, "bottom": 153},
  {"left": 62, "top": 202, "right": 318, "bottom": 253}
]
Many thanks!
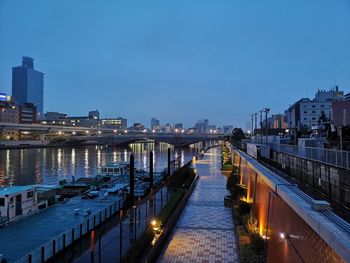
[
  {"left": 332, "top": 100, "right": 350, "bottom": 127},
  {"left": 19, "top": 103, "right": 37, "bottom": 124},
  {"left": 285, "top": 88, "right": 344, "bottom": 130},
  {"left": 12, "top": 57, "right": 44, "bottom": 115},
  {"left": 100, "top": 117, "right": 127, "bottom": 129}
]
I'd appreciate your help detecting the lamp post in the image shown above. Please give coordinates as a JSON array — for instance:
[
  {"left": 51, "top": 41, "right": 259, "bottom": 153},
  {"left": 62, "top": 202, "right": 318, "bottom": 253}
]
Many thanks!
[
  {"left": 259, "top": 110, "right": 263, "bottom": 143},
  {"left": 167, "top": 147, "right": 171, "bottom": 180},
  {"left": 129, "top": 154, "right": 135, "bottom": 206},
  {"left": 149, "top": 151, "right": 154, "bottom": 190},
  {"left": 119, "top": 210, "right": 123, "bottom": 262}
]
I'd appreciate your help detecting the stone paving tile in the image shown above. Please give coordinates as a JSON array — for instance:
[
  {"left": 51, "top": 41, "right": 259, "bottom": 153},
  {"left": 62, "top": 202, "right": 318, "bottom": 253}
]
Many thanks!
[
  {"left": 160, "top": 228, "right": 237, "bottom": 263},
  {"left": 178, "top": 205, "right": 233, "bottom": 230},
  {"left": 189, "top": 188, "right": 227, "bottom": 202},
  {"left": 158, "top": 147, "right": 238, "bottom": 263}
]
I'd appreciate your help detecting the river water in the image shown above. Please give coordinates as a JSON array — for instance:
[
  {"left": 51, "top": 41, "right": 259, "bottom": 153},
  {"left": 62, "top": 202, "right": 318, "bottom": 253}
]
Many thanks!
[{"left": 0, "top": 142, "right": 207, "bottom": 186}]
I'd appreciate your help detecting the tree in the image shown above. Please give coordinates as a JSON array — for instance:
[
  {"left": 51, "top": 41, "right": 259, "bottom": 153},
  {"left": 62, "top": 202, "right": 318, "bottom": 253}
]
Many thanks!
[{"left": 231, "top": 127, "right": 246, "bottom": 146}]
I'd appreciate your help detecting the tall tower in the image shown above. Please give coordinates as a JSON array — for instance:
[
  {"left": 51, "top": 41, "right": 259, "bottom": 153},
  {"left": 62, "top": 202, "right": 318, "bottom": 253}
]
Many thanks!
[{"left": 12, "top": 56, "right": 44, "bottom": 115}]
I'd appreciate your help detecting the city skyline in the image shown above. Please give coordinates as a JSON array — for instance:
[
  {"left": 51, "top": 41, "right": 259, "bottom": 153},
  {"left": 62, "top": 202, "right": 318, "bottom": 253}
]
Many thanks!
[{"left": 1, "top": 0, "right": 350, "bottom": 127}]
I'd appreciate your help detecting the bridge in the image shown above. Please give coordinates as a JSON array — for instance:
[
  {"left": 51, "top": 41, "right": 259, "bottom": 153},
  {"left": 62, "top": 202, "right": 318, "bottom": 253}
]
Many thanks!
[
  {"left": 0, "top": 122, "right": 223, "bottom": 147},
  {"left": 68, "top": 133, "right": 222, "bottom": 147}
]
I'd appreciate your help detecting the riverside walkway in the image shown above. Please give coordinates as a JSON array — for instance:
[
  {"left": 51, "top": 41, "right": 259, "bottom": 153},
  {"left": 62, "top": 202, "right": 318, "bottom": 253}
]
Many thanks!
[{"left": 159, "top": 147, "right": 238, "bottom": 263}]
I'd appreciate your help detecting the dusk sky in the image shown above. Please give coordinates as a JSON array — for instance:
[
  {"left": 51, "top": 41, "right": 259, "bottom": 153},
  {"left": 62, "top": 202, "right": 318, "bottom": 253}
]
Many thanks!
[{"left": 1, "top": 0, "right": 350, "bottom": 128}]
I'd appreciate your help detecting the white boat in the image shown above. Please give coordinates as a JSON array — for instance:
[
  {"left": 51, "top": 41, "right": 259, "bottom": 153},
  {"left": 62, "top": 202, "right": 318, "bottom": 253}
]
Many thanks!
[{"left": 97, "top": 162, "right": 129, "bottom": 178}]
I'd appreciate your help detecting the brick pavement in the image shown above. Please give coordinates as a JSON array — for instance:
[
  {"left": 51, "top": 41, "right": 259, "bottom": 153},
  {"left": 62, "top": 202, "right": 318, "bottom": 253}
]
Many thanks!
[{"left": 158, "top": 147, "right": 238, "bottom": 263}]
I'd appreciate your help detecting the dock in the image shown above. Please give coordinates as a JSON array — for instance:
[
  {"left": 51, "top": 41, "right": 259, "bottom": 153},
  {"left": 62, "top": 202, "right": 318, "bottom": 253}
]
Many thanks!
[{"left": 0, "top": 193, "right": 123, "bottom": 262}]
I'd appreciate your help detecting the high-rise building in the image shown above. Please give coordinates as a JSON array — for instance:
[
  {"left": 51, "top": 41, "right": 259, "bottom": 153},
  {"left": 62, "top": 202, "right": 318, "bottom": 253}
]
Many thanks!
[{"left": 12, "top": 57, "right": 44, "bottom": 115}]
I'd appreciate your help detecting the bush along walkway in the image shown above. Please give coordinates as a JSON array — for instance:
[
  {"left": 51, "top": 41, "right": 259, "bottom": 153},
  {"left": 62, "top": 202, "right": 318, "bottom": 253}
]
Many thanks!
[
  {"left": 222, "top": 142, "right": 233, "bottom": 171},
  {"left": 121, "top": 166, "right": 197, "bottom": 263},
  {"left": 158, "top": 146, "right": 239, "bottom": 263},
  {"left": 226, "top": 166, "right": 267, "bottom": 263}
]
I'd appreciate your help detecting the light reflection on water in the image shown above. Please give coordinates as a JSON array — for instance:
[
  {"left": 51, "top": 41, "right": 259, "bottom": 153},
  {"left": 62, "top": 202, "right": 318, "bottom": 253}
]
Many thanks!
[{"left": 0, "top": 142, "right": 209, "bottom": 186}]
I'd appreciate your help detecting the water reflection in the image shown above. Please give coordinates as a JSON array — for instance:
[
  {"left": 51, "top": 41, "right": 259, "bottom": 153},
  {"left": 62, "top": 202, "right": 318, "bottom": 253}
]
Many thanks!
[{"left": 0, "top": 142, "right": 209, "bottom": 186}]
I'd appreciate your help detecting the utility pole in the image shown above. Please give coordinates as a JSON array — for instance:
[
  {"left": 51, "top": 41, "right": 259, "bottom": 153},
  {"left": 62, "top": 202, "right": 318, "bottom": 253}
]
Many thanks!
[
  {"left": 259, "top": 110, "right": 263, "bottom": 143},
  {"left": 254, "top": 113, "right": 258, "bottom": 137},
  {"left": 261, "top": 108, "right": 270, "bottom": 144},
  {"left": 251, "top": 114, "right": 254, "bottom": 137}
]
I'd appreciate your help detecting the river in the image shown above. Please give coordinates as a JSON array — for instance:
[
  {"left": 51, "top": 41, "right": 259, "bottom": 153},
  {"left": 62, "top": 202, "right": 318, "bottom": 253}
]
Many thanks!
[{"left": 0, "top": 142, "right": 207, "bottom": 186}]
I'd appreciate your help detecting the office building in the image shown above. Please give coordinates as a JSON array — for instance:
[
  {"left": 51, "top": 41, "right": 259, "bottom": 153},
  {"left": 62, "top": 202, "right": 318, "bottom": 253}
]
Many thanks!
[
  {"left": 12, "top": 57, "right": 44, "bottom": 115},
  {"left": 19, "top": 103, "right": 37, "bottom": 124}
]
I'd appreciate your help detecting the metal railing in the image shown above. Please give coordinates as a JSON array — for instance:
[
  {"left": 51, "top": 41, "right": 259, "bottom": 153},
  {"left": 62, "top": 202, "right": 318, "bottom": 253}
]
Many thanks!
[
  {"left": 16, "top": 201, "right": 121, "bottom": 263},
  {"left": 243, "top": 139, "right": 350, "bottom": 171}
]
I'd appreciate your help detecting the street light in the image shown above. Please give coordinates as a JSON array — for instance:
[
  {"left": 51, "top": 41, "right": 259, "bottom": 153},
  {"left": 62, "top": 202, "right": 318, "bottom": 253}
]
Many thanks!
[
  {"left": 150, "top": 219, "right": 160, "bottom": 231},
  {"left": 113, "top": 129, "right": 117, "bottom": 133}
]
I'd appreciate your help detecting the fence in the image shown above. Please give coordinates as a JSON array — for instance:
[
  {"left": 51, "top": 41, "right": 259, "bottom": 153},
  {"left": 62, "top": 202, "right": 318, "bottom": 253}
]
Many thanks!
[
  {"left": 16, "top": 200, "right": 122, "bottom": 263},
  {"left": 15, "top": 154, "right": 197, "bottom": 263},
  {"left": 243, "top": 140, "right": 350, "bottom": 171}
]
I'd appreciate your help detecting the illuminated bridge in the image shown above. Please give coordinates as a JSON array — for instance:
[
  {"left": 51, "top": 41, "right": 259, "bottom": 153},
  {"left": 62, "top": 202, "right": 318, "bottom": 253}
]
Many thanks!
[{"left": 0, "top": 122, "right": 223, "bottom": 147}]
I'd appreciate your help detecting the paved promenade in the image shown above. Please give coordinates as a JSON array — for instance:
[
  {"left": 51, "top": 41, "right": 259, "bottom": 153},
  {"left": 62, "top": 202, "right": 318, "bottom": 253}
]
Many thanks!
[{"left": 159, "top": 147, "right": 238, "bottom": 263}]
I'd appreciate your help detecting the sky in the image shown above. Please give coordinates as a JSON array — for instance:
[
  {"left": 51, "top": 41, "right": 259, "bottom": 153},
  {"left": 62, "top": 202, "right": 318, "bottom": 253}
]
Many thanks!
[{"left": 0, "top": 0, "right": 350, "bottom": 128}]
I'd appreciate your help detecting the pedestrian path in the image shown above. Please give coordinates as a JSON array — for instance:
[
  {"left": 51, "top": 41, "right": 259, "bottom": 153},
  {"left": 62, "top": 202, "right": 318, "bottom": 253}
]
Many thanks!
[{"left": 158, "top": 147, "right": 238, "bottom": 263}]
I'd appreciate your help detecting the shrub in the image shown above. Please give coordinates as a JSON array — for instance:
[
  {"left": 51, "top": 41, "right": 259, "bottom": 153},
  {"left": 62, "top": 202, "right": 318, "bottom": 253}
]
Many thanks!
[
  {"left": 121, "top": 228, "right": 155, "bottom": 263},
  {"left": 158, "top": 189, "right": 185, "bottom": 227},
  {"left": 249, "top": 233, "right": 265, "bottom": 255},
  {"left": 238, "top": 200, "right": 251, "bottom": 216},
  {"left": 241, "top": 245, "right": 262, "bottom": 263}
]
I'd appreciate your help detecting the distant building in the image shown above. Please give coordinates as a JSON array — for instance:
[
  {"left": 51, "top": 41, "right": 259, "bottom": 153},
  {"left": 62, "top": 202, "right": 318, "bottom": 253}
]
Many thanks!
[
  {"left": 43, "top": 111, "right": 68, "bottom": 121},
  {"left": 345, "top": 92, "right": 350, "bottom": 101},
  {"left": 156, "top": 124, "right": 171, "bottom": 133},
  {"left": 195, "top": 119, "right": 210, "bottom": 133},
  {"left": 19, "top": 103, "right": 37, "bottom": 124},
  {"left": 100, "top": 117, "right": 127, "bottom": 129},
  {"left": 0, "top": 94, "right": 19, "bottom": 140},
  {"left": 285, "top": 87, "right": 344, "bottom": 130},
  {"left": 208, "top": 125, "right": 216, "bottom": 130},
  {"left": 270, "top": 114, "right": 287, "bottom": 129},
  {"left": 12, "top": 57, "right": 44, "bottom": 115},
  {"left": 174, "top": 123, "right": 183, "bottom": 130},
  {"left": 89, "top": 110, "right": 100, "bottom": 120},
  {"left": 0, "top": 92, "right": 6, "bottom": 102},
  {"left": 63, "top": 116, "right": 98, "bottom": 128},
  {"left": 332, "top": 101, "right": 350, "bottom": 127},
  {"left": 151, "top": 118, "right": 160, "bottom": 130},
  {"left": 222, "top": 125, "right": 233, "bottom": 134},
  {"left": 128, "top": 122, "right": 146, "bottom": 132},
  {"left": 0, "top": 96, "right": 19, "bottom": 123}
]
